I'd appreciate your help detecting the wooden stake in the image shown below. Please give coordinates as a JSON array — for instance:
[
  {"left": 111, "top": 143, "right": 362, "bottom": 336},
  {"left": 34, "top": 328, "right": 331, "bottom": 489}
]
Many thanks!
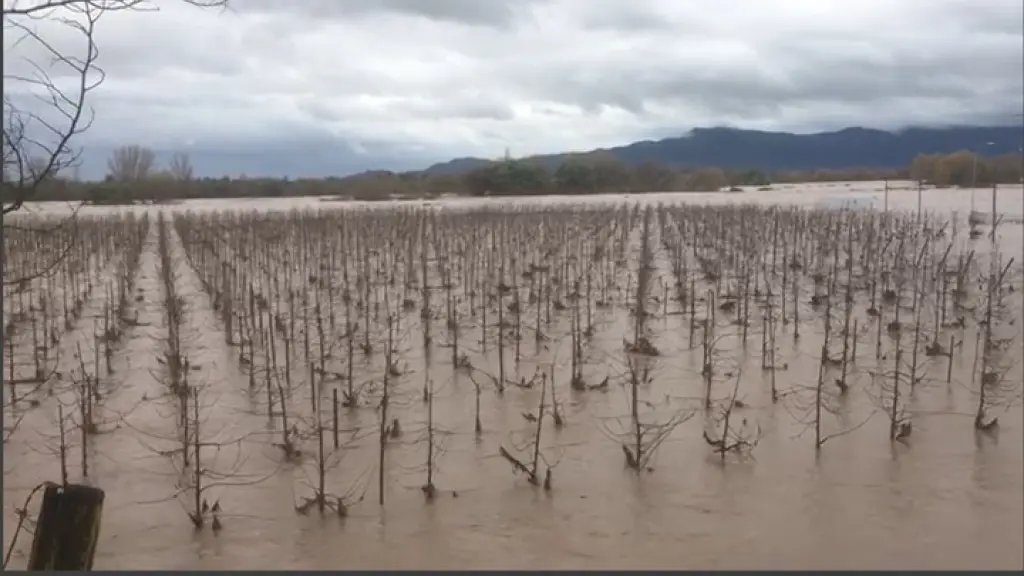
[{"left": 28, "top": 483, "right": 105, "bottom": 571}]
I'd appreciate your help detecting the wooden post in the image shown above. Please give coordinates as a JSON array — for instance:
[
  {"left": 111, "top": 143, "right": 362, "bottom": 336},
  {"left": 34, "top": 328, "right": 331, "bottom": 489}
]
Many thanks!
[{"left": 28, "top": 483, "right": 104, "bottom": 571}]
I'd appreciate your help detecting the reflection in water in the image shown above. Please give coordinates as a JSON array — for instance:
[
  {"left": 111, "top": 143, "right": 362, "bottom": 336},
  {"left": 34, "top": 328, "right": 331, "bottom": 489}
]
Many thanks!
[{"left": 3, "top": 183, "right": 1022, "bottom": 570}]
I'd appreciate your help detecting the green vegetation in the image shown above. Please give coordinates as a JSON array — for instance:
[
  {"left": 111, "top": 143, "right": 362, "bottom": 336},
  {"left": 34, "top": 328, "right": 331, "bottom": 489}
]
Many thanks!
[
  {"left": 908, "top": 151, "right": 1022, "bottom": 187},
  {"left": 3, "top": 148, "right": 1021, "bottom": 206}
]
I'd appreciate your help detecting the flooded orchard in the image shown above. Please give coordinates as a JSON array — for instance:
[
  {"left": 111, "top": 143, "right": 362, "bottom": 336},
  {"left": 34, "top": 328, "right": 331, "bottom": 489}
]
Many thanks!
[{"left": 3, "top": 183, "right": 1023, "bottom": 570}]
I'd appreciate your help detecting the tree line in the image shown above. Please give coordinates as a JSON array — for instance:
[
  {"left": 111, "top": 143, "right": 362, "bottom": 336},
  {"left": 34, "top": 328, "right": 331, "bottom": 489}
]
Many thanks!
[
  {"left": 3, "top": 145, "right": 1021, "bottom": 206},
  {"left": 908, "top": 151, "right": 1022, "bottom": 188}
]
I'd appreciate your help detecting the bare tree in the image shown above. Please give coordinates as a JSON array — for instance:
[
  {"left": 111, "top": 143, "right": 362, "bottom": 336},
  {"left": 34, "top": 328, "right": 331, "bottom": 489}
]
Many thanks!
[
  {"left": 2, "top": 4, "right": 101, "bottom": 215},
  {"left": 702, "top": 369, "right": 762, "bottom": 460},
  {"left": 168, "top": 152, "right": 193, "bottom": 181},
  {"left": 971, "top": 254, "right": 1020, "bottom": 431},
  {"left": 2, "top": 0, "right": 228, "bottom": 213},
  {"left": 106, "top": 145, "right": 156, "bottom": 181},
  {"left": 2, "top": 0, "right": 229, "bottom": 376},
  {"left": 604, "top": 356, "right": 694, "bottom": 472},
  {"left": 499, "top": 371, "right": 556, "bottom": 488}
]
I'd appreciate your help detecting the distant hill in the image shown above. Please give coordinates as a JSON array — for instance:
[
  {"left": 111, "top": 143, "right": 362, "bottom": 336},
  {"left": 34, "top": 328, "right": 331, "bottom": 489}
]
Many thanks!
[{"left": 423, "top": 125, "right": 1023, "bottom": 176}]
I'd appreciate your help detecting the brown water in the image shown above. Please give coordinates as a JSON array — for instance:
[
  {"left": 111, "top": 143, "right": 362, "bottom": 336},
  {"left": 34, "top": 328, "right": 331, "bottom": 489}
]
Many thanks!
[{"left": 4, "top": 182, "right": 1023, "bottom": 570}]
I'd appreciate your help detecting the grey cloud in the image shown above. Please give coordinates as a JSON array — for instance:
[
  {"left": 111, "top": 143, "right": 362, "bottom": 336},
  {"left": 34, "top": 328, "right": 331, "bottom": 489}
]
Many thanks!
[
  {"left": 295, "top": 91, "right": 515, "bottom": 128},
  {"left": 568, "top": 1, "right": 689, "bottom": 33},
  {"left": 93, "top": 28, "right": 246, "bottom": 80},
  {"left": 920, "top": 0, "right": 1023, "bottom": 36},
  {"left": 5, "top": 0, "right": 1022, "bottom": 179},
  {"left": 391, "top": 97, "right": 516, "bottom": 121},
  {"left": 577, "top": 10, "right": 676, "bottom": 33},
  {"left": 470, "top": 1, "right": 1022, "bottom": 131},
  {"left": 233, "top": 0, "right": 541, "bottom": 28}
]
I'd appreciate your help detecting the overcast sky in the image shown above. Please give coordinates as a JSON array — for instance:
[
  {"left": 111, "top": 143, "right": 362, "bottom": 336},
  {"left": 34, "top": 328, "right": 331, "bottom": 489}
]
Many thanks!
[{"left": 4, "top": 0, "right": 1023, "bottom": 179}]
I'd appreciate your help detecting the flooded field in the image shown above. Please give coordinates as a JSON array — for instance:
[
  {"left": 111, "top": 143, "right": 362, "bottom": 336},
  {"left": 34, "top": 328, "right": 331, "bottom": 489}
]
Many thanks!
[{"left": 3, "top": 182, "right": 1023, "bottom": 570}]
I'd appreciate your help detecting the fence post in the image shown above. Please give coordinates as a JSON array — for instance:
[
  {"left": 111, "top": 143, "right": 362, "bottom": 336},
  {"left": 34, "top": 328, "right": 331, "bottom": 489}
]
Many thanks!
[{"left": 27, "top": 483, "right": 104, "bottom": 571}]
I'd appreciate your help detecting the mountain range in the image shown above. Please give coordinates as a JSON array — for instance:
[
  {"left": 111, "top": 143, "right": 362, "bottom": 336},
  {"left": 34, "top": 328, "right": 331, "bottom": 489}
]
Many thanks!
[{"left": 422, "top": 125, "right": 1024, "bottom": 176}]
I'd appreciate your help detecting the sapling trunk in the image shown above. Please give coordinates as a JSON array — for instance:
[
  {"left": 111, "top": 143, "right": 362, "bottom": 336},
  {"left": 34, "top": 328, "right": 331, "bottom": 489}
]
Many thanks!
[
  {"left": 31, "top": 316, "right": 40, "bottom": 378},
  {"left": 180, "top": 367, "right": 190, "bottom": 467},
  {"left": 445, "top": 266, "right": 459, "bottom": 367},
  {"left": 815, "top": 285, "right": 833, "bottom": 449},
  {"left": 513, "top": 280, "right": 522, "bottom": 362},
  {"left": 761, "top": 314, "right": 768, "bottom": 369},
  {"left": 771, "top": 213, "right": 779, "bottom": 274},
  {"left": 481, "top": 283, "right": 487, "bottom": 353},
  {"left": 79, "top": 378, "right": 88, "bottom": 478},
  {"left": 781, "top": 252, "right": 789, "bottom": 323},
  {"left": 635, "top": 209, "right": 652, "bottom": 343},
  {"left": 57, "top": 403, "right": 69, "bottom": 485},
  {"left": 496, "top": 269, "right": 506, "bottom": 393},
  {"left": 424, "top": 376, "right": 435, "bottom": 499},
  {"left": 378, "top": 315, "right": 393, "bottom": 507},
  {"left": 316, "top": 363, "right": 326, "bottom": 513},
  {"left": 269, "top": 327, "right": 294, "bottom": 457},
  {"left": 851, "top": 319, "right": 858, "bottom": 363},
  {"left": 312, "top": 295, "right": 325, "bottom": 415},
  {"left": 327, "top": 252, "right": 337, "bottom": 332},
  {"left": 530, "top": 374, "right": 547, "bottom": 484},
  {"left": 792, "top": 264, "right": 800, "bottom": 340},
  {"left": 473, "top": 369, "right": 482, "bottom": 436},
  {"left": 688, "top": 276, "right": 696, "bottom": 346},
  {"left": 702, "top": 290, "right": 715, "bottom": 409},
  {"left": 264, "top": 330, "right": 274, "bottom": 420},
  {"left": 192, "top": 386, "right": 203, "bottom": 526},
  {"left": 768, "top": 310, "right": 778, "bottom": 402},
  {"left": 103, "top": 300, "right": 112, "bottom": 374},
  {"left": 946, "top": 334, "right": 955, "bottom": 383},
  {"left": 910, "top": 304, "right": 923, "bottom": 389},
  {"left": 585, "top": 267, "right": 593, "bottom": 335},
  {"left": 876, "top": 305, "right": 884, "bottom": 360},
  {"left": 362, "top": 248, "right": 371, "bottom": 355},
  {"left": 535, "top": 272, "right": 543, "bottom": 342},
  {"left": 721, "top": 374, "right": 742, "bottom": 461},
  {"left": 7, "top": 338, "right": 14, "bottom": 405},
  {"left": 972, "top": 330, "right": 982, "bottom": 395},
  {"left": 332, "top": 387, "right": 339, "bottom": 448},
  {"left": 891, "top": 332, "right": 903, "bottom": 441},
  {"left": 975, "top": 263, "right": 996, "bottom": 427},
  {"left": 839, "top": 240, "right": 854, "bottom": 393},
  {"left": 544, "top": 270, "right": 551, "bottom": 328},
  {"left": 572, "top": 279, "right": 584, "bottom": 387},
  {"left": 421, "top": 224, "right": 431, "bottom": 341},
  {"left": 346, "top": 292, "right": 355, "bottom": 406},
  {"left": 631, "top": 364, "right": 642, "bottom": 470},
  {"left": 741, "top": 271, "right": 750, "bottom": 342}
]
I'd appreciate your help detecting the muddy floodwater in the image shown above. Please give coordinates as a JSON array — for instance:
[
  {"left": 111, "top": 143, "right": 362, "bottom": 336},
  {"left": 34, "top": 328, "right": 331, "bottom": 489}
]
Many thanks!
[{"left": 3, "top": 181, "right": 1023, "bottom": 570}]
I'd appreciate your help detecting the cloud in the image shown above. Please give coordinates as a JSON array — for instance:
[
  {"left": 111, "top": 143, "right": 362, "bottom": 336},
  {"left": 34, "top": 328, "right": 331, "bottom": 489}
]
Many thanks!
[
  {"left": 233, "top": 0, "right": 543, "bottom": 29},
  {"left": 3, "top": 0, "right": 1022, "bottom": 178}
]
